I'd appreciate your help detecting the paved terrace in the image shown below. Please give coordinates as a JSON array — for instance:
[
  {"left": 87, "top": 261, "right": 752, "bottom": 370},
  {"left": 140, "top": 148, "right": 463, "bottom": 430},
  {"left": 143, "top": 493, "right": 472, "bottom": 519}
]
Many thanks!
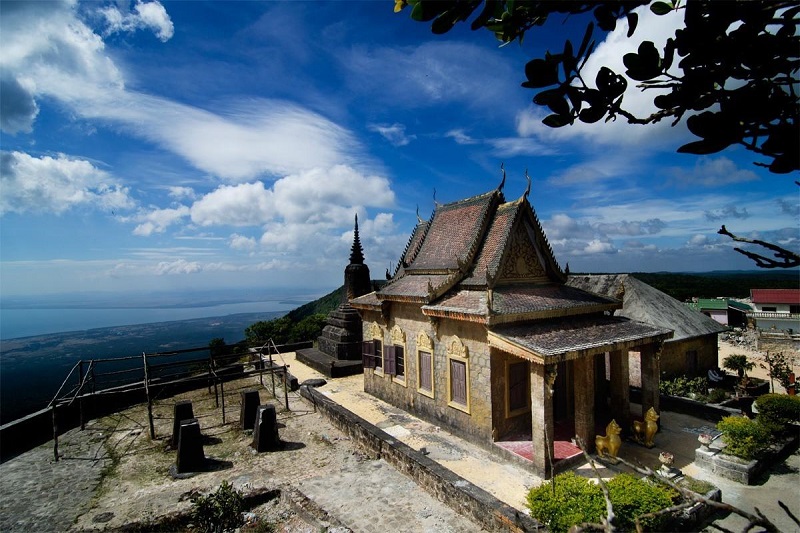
[{"left": 0, "top": 351, "right": 797, "bottom": 532}]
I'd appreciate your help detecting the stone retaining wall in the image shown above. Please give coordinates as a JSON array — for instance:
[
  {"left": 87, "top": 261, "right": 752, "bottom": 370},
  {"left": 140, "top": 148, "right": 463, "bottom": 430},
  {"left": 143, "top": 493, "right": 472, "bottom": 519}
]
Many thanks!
[
  {"left": 694, "top": 431, "right": 799, "bottom": 485},
  {"left": 299, "top": 385, "right": 544, "bottom": 533}
]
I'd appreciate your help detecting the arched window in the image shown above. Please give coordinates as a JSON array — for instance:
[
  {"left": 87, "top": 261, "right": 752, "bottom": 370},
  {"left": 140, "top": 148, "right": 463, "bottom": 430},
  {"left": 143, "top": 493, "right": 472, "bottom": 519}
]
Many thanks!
[
  {"left": 416, "top": 330, "right": 434, "bottom": 398},
  {"left": 446, "top": 336, "right": 470, "bottom": 413}
]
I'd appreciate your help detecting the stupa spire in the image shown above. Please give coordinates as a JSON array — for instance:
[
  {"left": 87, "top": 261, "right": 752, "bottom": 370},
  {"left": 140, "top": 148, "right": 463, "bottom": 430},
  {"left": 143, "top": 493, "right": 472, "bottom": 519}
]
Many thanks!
[{"left": 350, "top": 214, "right": 365, "bottom": 265}]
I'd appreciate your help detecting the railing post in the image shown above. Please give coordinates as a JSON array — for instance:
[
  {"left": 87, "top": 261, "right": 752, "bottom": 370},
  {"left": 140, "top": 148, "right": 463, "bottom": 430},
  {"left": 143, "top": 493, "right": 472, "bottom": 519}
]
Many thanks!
[
  {"left": 52, "top": 405, "right": 59, "bottom": 462},
  {"left": 142, "top": 352, "right": 155, "bottom": 440},
  {"left": 269, "top": 349, "right": 276, "bottom": 398},
  {"left": 79, "top": 360, "right": 85, "bottom": 431},
  {"left": 283, "top": 366, "right": 290, "bottom": 411},
  {"left": 220, "top": 378, "right": 226, "bottom": 425}
]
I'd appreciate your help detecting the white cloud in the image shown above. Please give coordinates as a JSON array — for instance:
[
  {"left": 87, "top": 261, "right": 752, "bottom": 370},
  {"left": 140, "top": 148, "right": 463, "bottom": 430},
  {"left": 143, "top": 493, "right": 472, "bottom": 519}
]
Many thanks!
[
  {"left": 0, "top": 151, "right": 134, "bottom": 215},
  {"left": 168, "top": 186, "right": 196, "bottom": 200},
  {"left": 344, "top": 41, "right": 517, "bottom": 110},
  {"left": 1, "top": 1, "right": 365, "bottom": 181},
  {"left": 514, "top": 6, "right": 689, "bottom": 150},
  {"left": 583, "top": 239, "right": 617, "bottom": 254},
  {"left": 191, "top": 182, "right": 274, "bottom": 227},
  {"left": 368, "top": 123, "right": 416, "bottom": 146},
  {"left": 100, "top": 1, "right": 174, "bottom": 42},
  {"left": 155, "top": 259, "right": 201, "bottom": 275},
  {"left": 131, "top": 205, "right": 190, "bottom": 236},
  {"left": 229, "top": 233, "right": 257, "bottom": 252},
  {"left": 445, "top": 129, "right": 478, "bottom": 145},
  {"left": 668, "top": 157, "right": 760, "bottom": 188}
]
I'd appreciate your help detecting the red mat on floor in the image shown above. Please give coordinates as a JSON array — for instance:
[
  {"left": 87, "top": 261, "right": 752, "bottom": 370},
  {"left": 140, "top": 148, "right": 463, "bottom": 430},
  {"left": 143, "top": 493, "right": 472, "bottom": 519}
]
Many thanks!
[{"left": 495, "top": 439, "right": 581, "bottom": 462}]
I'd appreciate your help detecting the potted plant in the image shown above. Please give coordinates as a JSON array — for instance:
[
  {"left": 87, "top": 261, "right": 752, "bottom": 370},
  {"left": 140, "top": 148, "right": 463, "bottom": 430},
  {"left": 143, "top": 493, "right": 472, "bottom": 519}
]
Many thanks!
[{"left": 723, "top": 354, "right": 756, "bottom": 396}]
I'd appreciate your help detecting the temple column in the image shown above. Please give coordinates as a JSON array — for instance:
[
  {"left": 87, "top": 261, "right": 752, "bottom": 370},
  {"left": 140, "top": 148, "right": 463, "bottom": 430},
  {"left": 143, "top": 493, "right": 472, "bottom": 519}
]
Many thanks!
[
  {"left": 640, "top": 343, "right": 661, "bottom": 421},
  {"left": 573, "top": 356, "right": 595, "bottom": 452},
  {"left": 531, "top": 363, "right": 556, "bottom": 479},
  {"left": 609, "top": 349, "right": 631, "bottom": 432}
]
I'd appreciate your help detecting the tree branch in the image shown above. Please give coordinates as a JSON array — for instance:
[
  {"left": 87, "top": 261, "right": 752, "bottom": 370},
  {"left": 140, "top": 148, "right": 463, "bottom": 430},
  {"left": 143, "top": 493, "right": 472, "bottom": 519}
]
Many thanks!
[{"left": 718, "top": 225, "right": 800, "bottom": 269}]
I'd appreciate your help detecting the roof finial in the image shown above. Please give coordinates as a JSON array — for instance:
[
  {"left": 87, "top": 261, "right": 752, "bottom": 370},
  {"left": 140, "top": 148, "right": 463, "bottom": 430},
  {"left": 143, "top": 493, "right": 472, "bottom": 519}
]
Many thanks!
[
  {"left": 497, "top": 162, "right": 506, "bottom": 192},
  {"left": 416, "top": 205, "right": 423, "bottom": 224},
  {"left": 349, "top": 213, "right": 365, "bottom": 265},
  {"left": 433, "top": 188, "right": 439, "bottom": 208},
  {"left": 523, "top": 169, "right": 531, "bottom": 199}
]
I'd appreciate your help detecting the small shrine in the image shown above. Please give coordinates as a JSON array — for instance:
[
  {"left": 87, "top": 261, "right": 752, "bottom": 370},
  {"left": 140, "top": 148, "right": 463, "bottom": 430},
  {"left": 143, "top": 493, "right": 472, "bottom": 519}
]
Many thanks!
[{"left": 296, "top": 215, "right": 372, "bottom": 377}]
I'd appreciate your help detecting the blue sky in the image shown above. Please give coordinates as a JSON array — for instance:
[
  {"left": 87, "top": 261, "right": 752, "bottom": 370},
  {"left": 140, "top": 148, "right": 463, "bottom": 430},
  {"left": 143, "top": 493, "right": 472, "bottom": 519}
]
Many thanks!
[{"left": 1, "top": 0, "right": 798, "bottom": 299}]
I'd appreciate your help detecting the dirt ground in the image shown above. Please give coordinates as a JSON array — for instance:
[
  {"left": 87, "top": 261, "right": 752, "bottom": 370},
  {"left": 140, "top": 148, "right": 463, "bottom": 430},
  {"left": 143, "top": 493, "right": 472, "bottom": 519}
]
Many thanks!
[{"left": 717, "top": 335, "right": 799, "bottom": 393}]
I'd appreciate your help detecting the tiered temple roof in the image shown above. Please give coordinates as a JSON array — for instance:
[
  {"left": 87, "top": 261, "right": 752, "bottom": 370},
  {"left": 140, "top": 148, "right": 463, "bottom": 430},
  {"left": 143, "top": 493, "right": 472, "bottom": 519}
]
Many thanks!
[{"left": 351, "top": 179, "right": 672, "bottom": 356}]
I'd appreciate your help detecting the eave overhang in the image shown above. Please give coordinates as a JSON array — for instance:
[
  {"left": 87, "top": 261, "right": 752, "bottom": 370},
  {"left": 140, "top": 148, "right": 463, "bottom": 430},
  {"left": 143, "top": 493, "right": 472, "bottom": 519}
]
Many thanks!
[{"left": 488, "top": 316, "right": 673, "bottom": 365}]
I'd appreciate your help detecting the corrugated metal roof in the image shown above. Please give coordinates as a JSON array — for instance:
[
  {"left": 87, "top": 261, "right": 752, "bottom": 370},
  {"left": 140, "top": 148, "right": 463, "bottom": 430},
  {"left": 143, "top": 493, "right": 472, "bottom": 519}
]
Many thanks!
[{"left": 566, "top": 274, "right": 727, "bottom": 342}]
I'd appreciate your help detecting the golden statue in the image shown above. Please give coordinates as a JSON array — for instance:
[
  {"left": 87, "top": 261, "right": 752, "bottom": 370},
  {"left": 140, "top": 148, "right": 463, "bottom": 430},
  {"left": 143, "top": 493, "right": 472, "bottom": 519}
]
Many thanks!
[
  {"left": 632, "top": 407, "right": 659, "bottom": 448},
  {"left": 595, "top": 419, "right": 622, "bottom": 461}
]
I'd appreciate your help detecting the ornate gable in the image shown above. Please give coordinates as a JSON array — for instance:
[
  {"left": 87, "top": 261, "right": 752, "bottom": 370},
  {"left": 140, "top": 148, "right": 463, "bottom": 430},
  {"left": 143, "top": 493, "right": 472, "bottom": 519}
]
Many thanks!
[{"left": 496, "top": 216, "right": 548, "bottom": 283}]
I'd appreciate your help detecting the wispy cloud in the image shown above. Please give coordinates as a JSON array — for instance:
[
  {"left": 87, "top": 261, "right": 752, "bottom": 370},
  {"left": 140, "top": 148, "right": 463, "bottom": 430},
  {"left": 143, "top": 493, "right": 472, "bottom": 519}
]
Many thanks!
[
  {"left": 99, "top": 1, "right": 174, "bottom": 42},
  {"left": 368, "top": 123, "right": 416, "bottom": 146},
  {"left": 668, "top": 156, "right": 760, "bottom": 188}
]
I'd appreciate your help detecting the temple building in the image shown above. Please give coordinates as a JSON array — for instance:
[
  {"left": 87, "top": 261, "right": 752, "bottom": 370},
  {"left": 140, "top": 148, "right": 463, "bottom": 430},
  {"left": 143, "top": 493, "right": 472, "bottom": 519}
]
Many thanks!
[
  {"left": 350, "top": 177, "right": 673, "bottom": 478},
  {"left": 297, "top": 215, "right": 372, "bottom": 377}
]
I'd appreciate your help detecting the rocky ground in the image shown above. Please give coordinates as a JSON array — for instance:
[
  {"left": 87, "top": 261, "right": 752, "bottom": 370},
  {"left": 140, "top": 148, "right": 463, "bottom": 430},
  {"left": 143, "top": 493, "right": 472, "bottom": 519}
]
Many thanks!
[{"left": 59, "top": 375, "right": 481, "bottom": 532}]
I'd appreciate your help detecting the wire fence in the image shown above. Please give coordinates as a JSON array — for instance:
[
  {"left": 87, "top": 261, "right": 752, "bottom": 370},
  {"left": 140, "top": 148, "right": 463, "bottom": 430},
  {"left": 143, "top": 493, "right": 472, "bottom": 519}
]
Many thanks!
[{"left": 47, "top": 339, "right": 302, "bottom": 461}]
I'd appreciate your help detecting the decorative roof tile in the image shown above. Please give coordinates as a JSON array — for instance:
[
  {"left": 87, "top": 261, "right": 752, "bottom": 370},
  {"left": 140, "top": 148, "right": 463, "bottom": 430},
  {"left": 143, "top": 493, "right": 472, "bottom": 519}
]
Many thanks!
[
  {"left": 491, "top": 284, "right": 619, "bottom": 318},
  {"left": 422, "top": 290, "right": 487, "bottom": 317},
  {"left": 407, "top": 190, "right": 498, "bottom": 271},
  {"left": 349, "top": 291, "right": 381, "bottom": 309},
  {"left": 463, "top": 201, "right": 518, "bottom": 286},
  {"left": 490, "top": 315, "right": 672, "bottom": 360},
  {"left": 378, "top": 274, "right": 452, "bottom": 302}
]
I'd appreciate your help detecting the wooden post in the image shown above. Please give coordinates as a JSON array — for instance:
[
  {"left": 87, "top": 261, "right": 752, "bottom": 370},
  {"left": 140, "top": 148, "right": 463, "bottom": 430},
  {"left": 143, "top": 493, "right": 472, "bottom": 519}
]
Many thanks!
[
  {"left": 142, "top": 352, "right": 155, "bottom": 440},
  {"left": 213, "top": 365, "right": 219, "bottom": 408}
]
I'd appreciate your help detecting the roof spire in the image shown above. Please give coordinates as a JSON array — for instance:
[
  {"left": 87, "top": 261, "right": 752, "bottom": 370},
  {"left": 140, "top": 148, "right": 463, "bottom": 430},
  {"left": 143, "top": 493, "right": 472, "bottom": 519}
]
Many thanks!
[
  {"left": 497, "top": 162, "right": 506, "bottom": 192},
  {"left": 349, "top": 213, "right": 365, "bottom": 265},
  {"left": 523, "top": 169, "right": 531, "bottom": 199},
  {"left": 416, "top": 205, "right": 423, "bottom": 224}
]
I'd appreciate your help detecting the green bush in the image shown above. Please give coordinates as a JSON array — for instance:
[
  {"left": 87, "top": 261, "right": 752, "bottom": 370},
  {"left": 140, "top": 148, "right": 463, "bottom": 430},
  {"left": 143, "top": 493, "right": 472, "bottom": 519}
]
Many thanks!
[
  {"left": 526, "top": 472, "right": 677, "bottom": 532},
  {"left": 606, "top": 474, "right": 677, "bottom": 531},
  {"left": 706, "top": 388, "right": 729, "bottom": 404},
  {"left": 755, "top": 393, "right": 800, "bottom": 436},
  {"left": 526, "top": 472, "right": 604, "bottom": 532},
  {"left": 191, "top": 481, "right": 244, "bottom": 533},
  {"left": 717, "top": 415, "right": 771, "bottom": 460},
  {"left": 659, "top": 376, "right": 708, "bottom": 398}
]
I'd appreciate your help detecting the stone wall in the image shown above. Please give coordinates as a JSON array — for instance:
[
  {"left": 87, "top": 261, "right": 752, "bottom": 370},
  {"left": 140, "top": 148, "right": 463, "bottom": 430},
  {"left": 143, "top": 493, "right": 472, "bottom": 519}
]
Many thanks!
[
  {"left": 299, "top": 384, "right": 543, "bottom": 533},
  {"left": 360, "top": 303, "right": 494, "bottom": 445},
  {"left": 660, "top": 334, "right": 718, "bottom": 379}
]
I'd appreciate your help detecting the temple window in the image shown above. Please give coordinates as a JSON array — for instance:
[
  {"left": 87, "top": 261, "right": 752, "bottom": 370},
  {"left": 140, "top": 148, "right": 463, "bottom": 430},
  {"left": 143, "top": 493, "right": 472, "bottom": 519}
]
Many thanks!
[
  {"left": 416, "top": 331, "right": 434, "bottom": 398},
  {"left": 446, "top": 336, "right": 470, "bottom": 413},
  {"left": 386, "top": 325, "right": 407, "bottom": 385},
  {"left": 362, "top": 322, "right": 383, "bottom": 373}
]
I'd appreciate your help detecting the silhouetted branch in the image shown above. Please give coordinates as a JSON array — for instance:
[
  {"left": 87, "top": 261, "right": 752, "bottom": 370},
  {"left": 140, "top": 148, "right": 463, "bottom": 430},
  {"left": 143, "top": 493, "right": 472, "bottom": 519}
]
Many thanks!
[{"left": 718, "top": 225, "right": 800, "bottom": 269}]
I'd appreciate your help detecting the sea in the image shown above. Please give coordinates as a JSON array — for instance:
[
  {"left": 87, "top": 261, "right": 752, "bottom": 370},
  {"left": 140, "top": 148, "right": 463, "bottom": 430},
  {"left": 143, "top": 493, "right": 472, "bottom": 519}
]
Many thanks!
[
  {"left": 0, "top": 300, "right": 301, "bottom": 341},
  {"left": 0, "top": 295, "right": 319, "bottom": 423}
]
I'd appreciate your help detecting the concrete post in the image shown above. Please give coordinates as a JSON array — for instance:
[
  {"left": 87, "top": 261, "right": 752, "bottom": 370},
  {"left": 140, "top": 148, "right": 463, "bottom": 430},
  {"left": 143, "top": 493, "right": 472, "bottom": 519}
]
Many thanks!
[
  {"left": 609, "top": 349, "right": 631, "bottom": 432},
  {"left": 573, "top": 356, "right": 595, "bottom": 452},
  {"left": 640, "top": 343, "right": 661, "bottom": 421},
  {"left": 240, "top": 389, "right": 260, "bottom": 431},
  {"left": 176, "top": 418, "right": 205, "bottom": 473},
  {"left": 171, "top": 400, "right": 194, "bottom": 448},
  {"left": 531, "top": 363, "right": 555, "bottom": 479},
  {"left": 252, "top": 404, "right": 280, "bottom": 452}
]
